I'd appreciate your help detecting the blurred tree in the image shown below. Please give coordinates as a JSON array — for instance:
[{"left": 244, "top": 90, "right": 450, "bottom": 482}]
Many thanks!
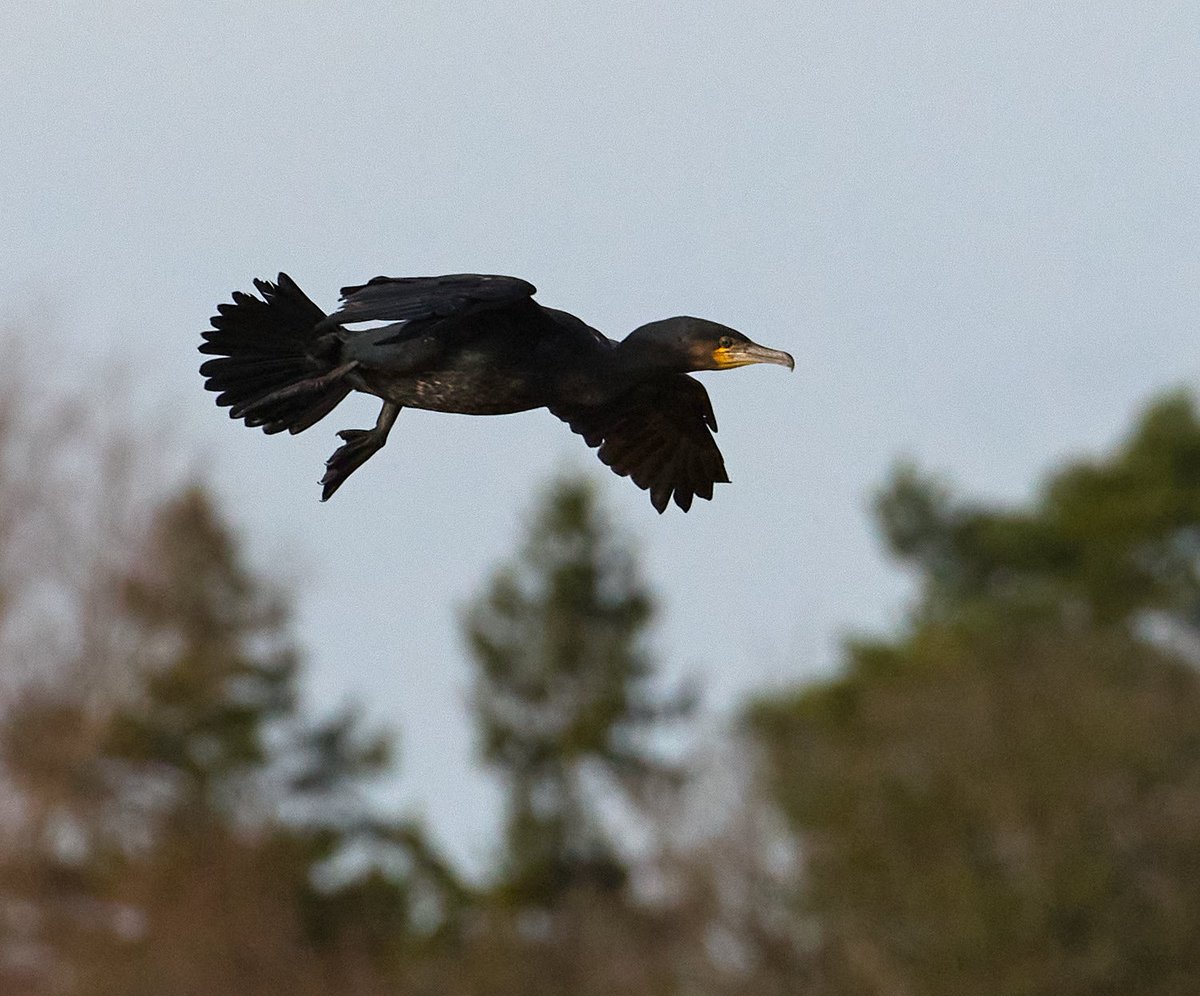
[
  {"left": 105, "top": 485, "right": 299, "bottom": 824},
  {"left": 751, "top": 391, "right": 1200, "bottom": 995},
  {"left": 751, "top": 621, "right": 1200, "bottom": 996},
  {"left": 465, "top": 477, "right": 694, "bottom": 909},
  {"left": 0, "top": 342, "right": 170, "bottom": 996},
  {"left": 101, "top": 486, "right": 463, "bottom": 959},
  {"left": 877, "top": 391, "right": 1200, "bottom": 633},
  {"left": 0, "top": 480, "right": 461, "bottom": 994}
]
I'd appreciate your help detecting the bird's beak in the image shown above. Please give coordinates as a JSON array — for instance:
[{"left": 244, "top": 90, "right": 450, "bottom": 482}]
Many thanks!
[{"left": 714, "top": 340, "right": 796, "bottom": 372}]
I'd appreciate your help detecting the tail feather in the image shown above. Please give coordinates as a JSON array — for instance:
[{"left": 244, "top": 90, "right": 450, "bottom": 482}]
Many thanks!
[{"left": 200, "top": 274, "right": 351, "bottom": 435}]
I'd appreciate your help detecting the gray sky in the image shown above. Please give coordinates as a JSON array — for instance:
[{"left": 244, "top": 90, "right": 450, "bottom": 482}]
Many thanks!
[{"left": 4, "top": 2, "right": 1198, "bottom": 870}]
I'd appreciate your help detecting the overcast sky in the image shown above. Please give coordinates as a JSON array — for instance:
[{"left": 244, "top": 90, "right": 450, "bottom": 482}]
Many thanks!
[{"left": 4, "top": 2, "right": 1198, "bottom": 870}]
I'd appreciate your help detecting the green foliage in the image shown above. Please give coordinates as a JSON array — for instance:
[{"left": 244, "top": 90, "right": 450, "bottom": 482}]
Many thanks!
[
  {"left": 465, "top": 477, "right": 693, "bottom": 908},
  {"left": 751, "top": 391, "right": 1200, "bottom": 995},
  {"left": 105, "top": 485, "right": 298, "bottom": 817},
  {"left": 877, "top": 391, "right": 1200, "bottom": 627},
  {"left": 751, "top": 620, "right": 1200, "bottom": 995}
]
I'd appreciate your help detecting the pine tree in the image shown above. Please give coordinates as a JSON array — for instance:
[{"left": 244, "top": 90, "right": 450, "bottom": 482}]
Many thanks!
[
  {"left": 105, "top": 485, "right": 298, "bottom": 825},
  {"left": 465, "top": 477, "right": 694, "bottom": 909}
]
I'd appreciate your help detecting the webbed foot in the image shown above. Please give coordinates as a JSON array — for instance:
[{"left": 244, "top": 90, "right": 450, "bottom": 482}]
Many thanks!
[{"left": 318, "top": 402, "right": 400, "bottom": 501}]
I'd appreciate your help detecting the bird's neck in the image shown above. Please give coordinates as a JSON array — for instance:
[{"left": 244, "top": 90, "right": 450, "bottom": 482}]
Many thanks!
[{"left": 608, "top": 336, "right": 687, "bottom": 377}]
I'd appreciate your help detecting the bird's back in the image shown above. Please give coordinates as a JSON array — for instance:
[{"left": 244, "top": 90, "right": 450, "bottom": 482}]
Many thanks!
[{"left": 344, "top": 298, "right": 613, "bottom": 416}]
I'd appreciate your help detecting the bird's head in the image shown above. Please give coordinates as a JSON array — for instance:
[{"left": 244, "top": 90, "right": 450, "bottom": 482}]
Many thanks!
[{"left": 621, "top": 317, "right": 795, "bottom": 374}]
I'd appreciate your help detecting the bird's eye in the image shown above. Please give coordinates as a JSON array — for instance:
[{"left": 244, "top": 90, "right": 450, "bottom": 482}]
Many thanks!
[{"left": 718, "top": 335, "right": 734, "bottom": 349}]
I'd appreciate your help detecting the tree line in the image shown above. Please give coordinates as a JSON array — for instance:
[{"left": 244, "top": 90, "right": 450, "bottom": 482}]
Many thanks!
[{"left": 1, "top": 353, "right": 1198, "bottom": 994}]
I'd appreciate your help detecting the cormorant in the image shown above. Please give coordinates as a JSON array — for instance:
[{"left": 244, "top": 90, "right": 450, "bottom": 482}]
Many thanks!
[{"left": 199, "top": 273, "right": 794, "bottom": 512}]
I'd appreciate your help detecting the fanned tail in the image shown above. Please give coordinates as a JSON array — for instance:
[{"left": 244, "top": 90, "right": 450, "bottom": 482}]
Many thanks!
[{"left": 199, "top": 274, "right": 353, "bottom": 434}]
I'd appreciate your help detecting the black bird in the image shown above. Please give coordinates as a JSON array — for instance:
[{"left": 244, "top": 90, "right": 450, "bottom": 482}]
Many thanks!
[{"left": 200, "top": 273, "right": 794, "bottom": 512}]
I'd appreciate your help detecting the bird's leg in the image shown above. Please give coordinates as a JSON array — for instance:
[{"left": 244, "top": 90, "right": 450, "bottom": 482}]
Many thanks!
[{"left": 319, "top": 401, "right": 401, "bottom": 501}]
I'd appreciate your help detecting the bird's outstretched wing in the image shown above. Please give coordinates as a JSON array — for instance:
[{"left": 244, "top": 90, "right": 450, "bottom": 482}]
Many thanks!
[
  {"left": 322, "top": 274, "right": 537, "bottom": 327},
  {"left": 552, "top": 375, "right": 730, "bottom": 513}
]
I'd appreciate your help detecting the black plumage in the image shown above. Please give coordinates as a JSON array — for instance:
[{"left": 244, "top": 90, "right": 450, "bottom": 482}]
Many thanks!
[{"left": 199, "top": 273, "right": 793, "bottom": 512}]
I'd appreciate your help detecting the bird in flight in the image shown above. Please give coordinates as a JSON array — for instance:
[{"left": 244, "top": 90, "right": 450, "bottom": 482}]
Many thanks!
[{"left": 200, "top": 273, "right": 794, "bottom": 512}]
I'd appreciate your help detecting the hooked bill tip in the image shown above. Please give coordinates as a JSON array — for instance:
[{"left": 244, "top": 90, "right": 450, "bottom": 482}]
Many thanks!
[{"left": 744, "top": 343, "right": 795, "bottom": 371}]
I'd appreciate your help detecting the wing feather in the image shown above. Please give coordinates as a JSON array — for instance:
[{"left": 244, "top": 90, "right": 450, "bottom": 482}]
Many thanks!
[
  {"left": 323, "top": 274, "right": 537, "bottom": 327},
  {"left": 552, "top": 375, "right": 729, "bottom": 513}
]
